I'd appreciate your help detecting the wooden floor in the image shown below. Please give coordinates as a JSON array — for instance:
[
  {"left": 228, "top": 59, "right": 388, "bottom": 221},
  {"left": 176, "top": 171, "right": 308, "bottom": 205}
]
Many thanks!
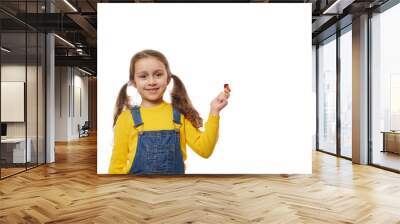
[
  {"left": 373, "top": 151, "right": 400, "bottom": 171},
  {"left": 1, "top": 162, "right": 45, "bottom": 178},
  {"left": 1, "top": 135, "right": 400, "bottom": 223},
  {"left": 0, "top": 167, "right": 26, "bottom": 178}
]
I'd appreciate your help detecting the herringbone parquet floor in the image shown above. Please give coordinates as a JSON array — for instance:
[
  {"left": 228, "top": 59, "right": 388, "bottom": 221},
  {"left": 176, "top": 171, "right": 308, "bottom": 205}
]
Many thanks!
[{"left": 1, "top": 134, "right": 400, "bottom": 223}]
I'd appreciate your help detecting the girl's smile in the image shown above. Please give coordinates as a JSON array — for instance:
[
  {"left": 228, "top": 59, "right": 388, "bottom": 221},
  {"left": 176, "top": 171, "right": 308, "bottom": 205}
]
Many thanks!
[{"left": 144, "top": 87, "right": 160, "bottom": 93}]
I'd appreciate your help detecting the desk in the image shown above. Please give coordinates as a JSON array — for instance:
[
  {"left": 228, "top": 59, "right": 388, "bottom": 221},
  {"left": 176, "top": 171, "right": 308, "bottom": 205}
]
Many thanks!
[
  {"left": 1, "top": 138, "right": 31, "bottom": 163},
  {"left": 381, "top": 131, "right": 400, "bottom": 154}
]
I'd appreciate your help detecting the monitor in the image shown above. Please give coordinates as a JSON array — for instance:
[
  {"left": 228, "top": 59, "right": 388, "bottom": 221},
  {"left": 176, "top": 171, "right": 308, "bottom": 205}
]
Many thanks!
[{"left": 1, "top": 123, "right": 7, "bottom": 137}]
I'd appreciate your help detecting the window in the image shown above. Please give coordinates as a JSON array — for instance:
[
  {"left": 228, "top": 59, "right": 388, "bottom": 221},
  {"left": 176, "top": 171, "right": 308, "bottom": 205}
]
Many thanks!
[
  {"left": 318, "top": 35, "right": 337, "bottom": 155},
  {"left": 339, "top": 27, "right": 352, "bottom": 158},
  {"left": 371, "top": 3, "right": 400, "bottom": 171}
]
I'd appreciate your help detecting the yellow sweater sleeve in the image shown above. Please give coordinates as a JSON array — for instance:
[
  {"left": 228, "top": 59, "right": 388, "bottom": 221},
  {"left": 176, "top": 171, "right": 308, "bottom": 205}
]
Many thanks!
[
  {"left": 108, "top": 110, "right": 133, "bottom": 174},
  {"left": 185, "top": 114, "right": 220, "bottom": 158}
]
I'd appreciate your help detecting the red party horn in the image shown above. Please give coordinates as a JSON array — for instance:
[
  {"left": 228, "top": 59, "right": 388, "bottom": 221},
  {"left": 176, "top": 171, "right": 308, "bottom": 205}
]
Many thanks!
[{"left": 224, "top": 83, "right": 231, "bottom": 92}]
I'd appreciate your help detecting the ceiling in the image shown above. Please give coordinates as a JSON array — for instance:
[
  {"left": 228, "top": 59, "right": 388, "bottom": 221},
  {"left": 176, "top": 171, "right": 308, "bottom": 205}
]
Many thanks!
[{"left": 0, "top": 0, "right": 393, "bottom": 75}]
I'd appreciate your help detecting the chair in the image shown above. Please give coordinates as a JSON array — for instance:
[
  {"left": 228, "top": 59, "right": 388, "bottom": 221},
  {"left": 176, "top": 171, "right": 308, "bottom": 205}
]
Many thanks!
[{"left": 79, "top": 121, "right": 90, "bottom": 138}]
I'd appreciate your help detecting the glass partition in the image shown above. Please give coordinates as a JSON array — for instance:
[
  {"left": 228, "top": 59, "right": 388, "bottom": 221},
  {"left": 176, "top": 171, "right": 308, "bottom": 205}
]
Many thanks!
[
  {"left": 0, "top": 1, "right": 46, "bottom": 179},
  {"left": 1, "top": 30, "right": 28, "bottom": 177}
]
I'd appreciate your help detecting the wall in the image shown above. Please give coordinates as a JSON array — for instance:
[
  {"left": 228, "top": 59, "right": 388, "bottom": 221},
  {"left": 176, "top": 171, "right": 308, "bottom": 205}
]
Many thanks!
[
  {"left": 1, "top": 65, "right": 42, "bottom": 137},
  {"left": 88, "top": 77, "right": 97, "bottom": 132},
  {"left": 1, "top": 65, "right": 25, "bottom": 138},
  {"left": 54, "top": 67, "right": 89, "bottom": 141},
  {"left": 54, "top": 67, "right": 69, "bottom": 141},
  {"left": 72, "top": 70, "right": 89, "bottom": 138}
]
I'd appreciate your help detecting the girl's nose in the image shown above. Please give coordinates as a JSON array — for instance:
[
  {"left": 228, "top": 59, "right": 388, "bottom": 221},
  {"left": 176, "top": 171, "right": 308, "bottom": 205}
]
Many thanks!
[{"left": 148, "top": 76, "right": 156, "bottom": 85}]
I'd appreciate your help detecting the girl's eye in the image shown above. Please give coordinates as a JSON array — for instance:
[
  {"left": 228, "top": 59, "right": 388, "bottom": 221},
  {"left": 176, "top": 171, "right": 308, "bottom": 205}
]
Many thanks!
[
  {"left": 156, "top": 73, "right": 162, "bottom": 77},
  {"left": 139, "top": 75, "right": 146, "bottom": 79}
]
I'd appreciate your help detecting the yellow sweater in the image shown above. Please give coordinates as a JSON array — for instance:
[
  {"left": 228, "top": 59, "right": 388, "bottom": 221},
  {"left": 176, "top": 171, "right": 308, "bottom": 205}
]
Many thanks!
[{"left": 108, "top": 101, "right": 220, "bottom": 174}]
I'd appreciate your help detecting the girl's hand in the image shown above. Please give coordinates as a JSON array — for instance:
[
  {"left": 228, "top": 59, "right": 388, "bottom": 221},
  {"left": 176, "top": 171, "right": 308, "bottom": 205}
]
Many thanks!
[{"left": 210, "top": 85, "right": 231, "bottom": 116}]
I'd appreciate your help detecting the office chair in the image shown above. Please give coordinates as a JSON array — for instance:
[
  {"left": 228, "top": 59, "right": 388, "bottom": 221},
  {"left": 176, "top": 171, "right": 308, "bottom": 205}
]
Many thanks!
[{"left": 79, "top": 121, "right": 90, "bottom": 138}]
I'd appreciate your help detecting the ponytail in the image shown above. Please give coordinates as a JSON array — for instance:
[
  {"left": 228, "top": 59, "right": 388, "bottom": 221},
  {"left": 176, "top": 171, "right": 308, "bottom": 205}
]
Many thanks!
[
  {"left": 170, "top": 74, "right": 203, "bottom": 128},
  {"left": 113, "top": 83, "right": 129, "bottom": 127}
]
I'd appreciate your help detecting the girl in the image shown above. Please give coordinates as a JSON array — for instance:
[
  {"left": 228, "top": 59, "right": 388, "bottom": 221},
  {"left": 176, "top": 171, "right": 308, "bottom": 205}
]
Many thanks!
[{"left": 109, "top": 49, "right": 230, "bottom": 175}]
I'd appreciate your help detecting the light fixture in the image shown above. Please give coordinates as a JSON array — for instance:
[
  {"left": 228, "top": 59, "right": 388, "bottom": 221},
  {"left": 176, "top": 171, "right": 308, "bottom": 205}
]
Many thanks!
[
  {"left": 1, "top": 47, "right": 11, "bottom": 53},
  {"left": 63, "top": 0, "right": 78, "bottom": 12},
  {"left": 322, "top": 0, "right": 354, "bottom": 15},
  {"left": 76, "top": 48, "right": 86, "bottom": 56},
  {"left": 77, "top": 67, "right": 93, "bottom": 76},
  {"left": 54, "top": 34, "right": 75, "bottom": 48}
]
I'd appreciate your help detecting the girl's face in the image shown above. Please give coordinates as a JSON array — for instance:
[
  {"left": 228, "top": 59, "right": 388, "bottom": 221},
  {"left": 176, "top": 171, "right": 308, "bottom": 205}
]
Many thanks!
[{"left": 132, "top": 57, "right": 170, "bottom": 105}]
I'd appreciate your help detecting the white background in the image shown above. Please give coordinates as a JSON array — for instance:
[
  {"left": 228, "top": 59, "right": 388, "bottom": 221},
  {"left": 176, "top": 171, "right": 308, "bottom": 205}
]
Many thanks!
[{"left": 97, "top": 3, "right": 312, "bottom": 174}]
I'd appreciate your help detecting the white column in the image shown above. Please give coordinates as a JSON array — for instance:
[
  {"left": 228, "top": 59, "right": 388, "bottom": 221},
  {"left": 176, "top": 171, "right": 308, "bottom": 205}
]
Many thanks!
[
  {"left": 352, "top": 14, "right": 369, "bottom": 164},
  {"left": 46, "top": 1, "right": 55, "bottom": 163}
]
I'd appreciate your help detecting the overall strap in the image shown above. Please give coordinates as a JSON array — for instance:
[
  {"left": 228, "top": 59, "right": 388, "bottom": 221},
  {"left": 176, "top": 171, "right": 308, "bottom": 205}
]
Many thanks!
[
  {"left": 173, "top": 107, "right": 181, "bottom": 125},
  {"left": 130, "top": 105, "right": 143, "bottom": 128},
  {"left": 173, "top": 107, "right": 182, "bottom": 131}
]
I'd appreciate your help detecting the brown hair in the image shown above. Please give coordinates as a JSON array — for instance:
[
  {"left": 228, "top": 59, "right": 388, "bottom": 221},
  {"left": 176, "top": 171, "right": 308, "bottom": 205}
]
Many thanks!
[{"left": 113, "top": 49, "right": 203, "bottom": 128}]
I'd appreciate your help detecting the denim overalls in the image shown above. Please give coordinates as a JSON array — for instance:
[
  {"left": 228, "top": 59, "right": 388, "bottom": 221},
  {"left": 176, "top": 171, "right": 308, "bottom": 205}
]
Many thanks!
[{"left": 129, "top": 105, "right": 185, "bottom": 175}]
